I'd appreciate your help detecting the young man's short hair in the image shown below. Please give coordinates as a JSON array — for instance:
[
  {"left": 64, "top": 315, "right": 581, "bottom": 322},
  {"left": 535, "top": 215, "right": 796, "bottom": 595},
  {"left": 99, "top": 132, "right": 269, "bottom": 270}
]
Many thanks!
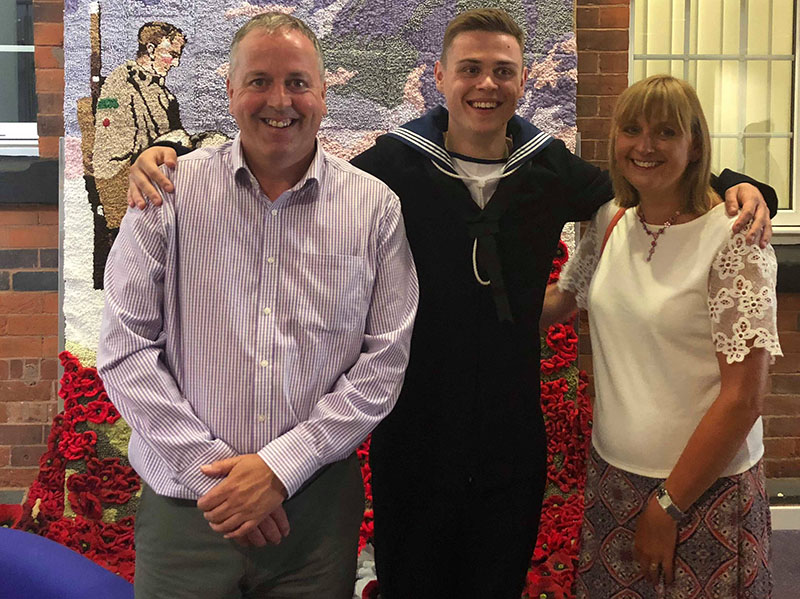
[
  {"left": 137, "top": 22, "right": 186, "bottom": 58},
  {"left": 441, "top": 8, "right": 525, "bottom": 62}
]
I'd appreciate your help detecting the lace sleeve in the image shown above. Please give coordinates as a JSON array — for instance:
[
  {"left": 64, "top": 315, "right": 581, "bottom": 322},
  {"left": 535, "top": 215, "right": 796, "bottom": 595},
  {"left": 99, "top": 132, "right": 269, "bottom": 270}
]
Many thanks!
[
  {"left": 708, "top": 229, "right": 783, "bottom": 364},
  {"left": 557, "top": 209, "right": 604, "bottom": 310}
]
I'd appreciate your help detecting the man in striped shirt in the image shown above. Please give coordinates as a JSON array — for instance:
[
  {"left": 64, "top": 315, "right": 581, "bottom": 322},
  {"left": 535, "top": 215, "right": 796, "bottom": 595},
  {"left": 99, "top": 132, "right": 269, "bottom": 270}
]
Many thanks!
[{"left": 97, "top": 13, "right": 417, "bottom": 599}]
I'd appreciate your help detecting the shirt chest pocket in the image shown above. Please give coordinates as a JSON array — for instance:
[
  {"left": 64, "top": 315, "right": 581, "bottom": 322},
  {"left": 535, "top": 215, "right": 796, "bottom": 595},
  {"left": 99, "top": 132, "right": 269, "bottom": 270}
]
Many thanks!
[{"left": 286, "top": 253, "right": 368, "bottom": 335}]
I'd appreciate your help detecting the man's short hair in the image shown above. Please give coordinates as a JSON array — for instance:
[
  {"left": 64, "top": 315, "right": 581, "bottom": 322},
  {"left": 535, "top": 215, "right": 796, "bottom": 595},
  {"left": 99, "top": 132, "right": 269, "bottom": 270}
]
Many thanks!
[
  {"left": 229, "top": 12, "right": 325, "bottom": 80},
  {"left": 137, "top": 22, "right": 186, "bottom": 58},
  {"left": 441, "top": 8, "right": 525, "bottom": 63}
]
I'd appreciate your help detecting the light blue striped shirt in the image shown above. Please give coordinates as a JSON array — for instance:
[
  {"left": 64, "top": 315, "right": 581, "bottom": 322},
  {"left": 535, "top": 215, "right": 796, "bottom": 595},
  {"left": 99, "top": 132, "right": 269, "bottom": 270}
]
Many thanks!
[{"left": 98, "top": 135, "right": 418, "bottom": 499}]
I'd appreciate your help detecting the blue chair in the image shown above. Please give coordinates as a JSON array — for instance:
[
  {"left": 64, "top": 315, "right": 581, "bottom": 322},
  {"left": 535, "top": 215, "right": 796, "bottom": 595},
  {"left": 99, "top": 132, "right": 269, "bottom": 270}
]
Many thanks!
[{"left": 0, "top": 527, "right": 133, "bottom": 599}]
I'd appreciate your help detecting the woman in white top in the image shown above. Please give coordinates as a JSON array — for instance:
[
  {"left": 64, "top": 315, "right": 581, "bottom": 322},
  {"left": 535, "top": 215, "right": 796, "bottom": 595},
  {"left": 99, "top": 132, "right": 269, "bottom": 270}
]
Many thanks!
[{"left": 542, "top": 75, "right": 781, "bottom": 598}]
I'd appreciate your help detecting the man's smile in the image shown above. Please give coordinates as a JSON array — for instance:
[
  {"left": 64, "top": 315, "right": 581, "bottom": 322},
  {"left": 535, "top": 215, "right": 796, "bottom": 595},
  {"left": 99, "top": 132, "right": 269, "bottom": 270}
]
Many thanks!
[
  {"left": 261, "top": 117, "right": 296, "bottom": 128},
  {"left": 467, "top": 100, "right": 500, "bottom": 109}
]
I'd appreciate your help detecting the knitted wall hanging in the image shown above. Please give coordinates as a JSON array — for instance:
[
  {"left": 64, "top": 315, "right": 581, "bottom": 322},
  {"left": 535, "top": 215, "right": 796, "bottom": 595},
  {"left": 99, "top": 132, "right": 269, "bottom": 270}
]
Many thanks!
[{"left": 53, "top": 1, "right": 584, "bottom": 596}]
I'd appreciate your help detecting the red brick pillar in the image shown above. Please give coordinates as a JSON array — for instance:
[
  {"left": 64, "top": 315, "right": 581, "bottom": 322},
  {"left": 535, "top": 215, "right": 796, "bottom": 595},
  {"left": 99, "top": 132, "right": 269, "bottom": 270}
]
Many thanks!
[
  {"left": 576, "top": 0, "right": 630, "bottom": 169},
  {"left": 33, "top": 1, "right": 64, "bottom": 159}
]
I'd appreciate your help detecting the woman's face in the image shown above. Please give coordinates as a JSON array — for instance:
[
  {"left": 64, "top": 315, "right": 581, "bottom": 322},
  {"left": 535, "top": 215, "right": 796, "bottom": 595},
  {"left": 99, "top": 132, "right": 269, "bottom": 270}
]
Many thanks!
[{"left": 614, "top": 116, "right": 696, "bottom": 203}]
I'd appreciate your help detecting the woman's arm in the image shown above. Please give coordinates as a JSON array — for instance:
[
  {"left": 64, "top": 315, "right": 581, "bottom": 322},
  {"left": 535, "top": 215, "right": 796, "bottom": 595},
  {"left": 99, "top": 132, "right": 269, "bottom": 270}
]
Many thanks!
[
  {"left": 540, "top": 284, "right": 577, "bottom": 331},
  {"left": 634, "top": 349, "right": 769, "bottom": 586},
  {"left": 661, "top": 350, "right": 768, "bottom": 511}
]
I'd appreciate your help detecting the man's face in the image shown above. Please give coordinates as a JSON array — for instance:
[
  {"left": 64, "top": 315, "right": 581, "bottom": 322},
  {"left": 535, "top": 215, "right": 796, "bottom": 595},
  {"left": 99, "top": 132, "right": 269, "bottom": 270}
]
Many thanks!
[
  {"left": 227, "top": 29, "right": 327, "bottom": 174},
  {"left": 434, "top": 30, "right": 527, "bottom": 146},
  {"left": 149, "top": 36, "right": 184, "bottom": 77}
]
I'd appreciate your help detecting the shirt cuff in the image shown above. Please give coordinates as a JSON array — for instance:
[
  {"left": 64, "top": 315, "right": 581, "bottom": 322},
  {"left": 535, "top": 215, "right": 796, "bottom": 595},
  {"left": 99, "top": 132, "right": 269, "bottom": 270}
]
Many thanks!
[
  {"left": 174, "top": 439, "right": 239, "bottom": 498},
  {"left": 258, "top": 429, "right": 321, "bottom": 498}
]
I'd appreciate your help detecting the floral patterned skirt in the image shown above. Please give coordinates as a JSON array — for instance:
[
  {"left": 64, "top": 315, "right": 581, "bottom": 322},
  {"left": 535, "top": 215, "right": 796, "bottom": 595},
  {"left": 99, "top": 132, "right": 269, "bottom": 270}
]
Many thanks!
[{"left": 575, "top": 447, "right": 772, "bottom": 599}]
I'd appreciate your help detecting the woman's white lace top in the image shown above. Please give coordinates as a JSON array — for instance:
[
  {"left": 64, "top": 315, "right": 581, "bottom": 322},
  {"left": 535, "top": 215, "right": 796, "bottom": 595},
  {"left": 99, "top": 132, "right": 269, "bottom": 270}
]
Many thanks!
[{"left": 558, "top": 201, "right": 782, "bottom": 477}]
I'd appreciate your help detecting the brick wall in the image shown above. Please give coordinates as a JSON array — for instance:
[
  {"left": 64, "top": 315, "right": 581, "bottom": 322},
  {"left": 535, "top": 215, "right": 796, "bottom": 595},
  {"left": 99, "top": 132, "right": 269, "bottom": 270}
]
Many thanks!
[
  {"left": 576, "top": 0, "right": 630, "bottom": 167},
  {"left": 0, "top": 207, "right": 59, "bottom": 499},
  {"left": 33, "top": 1, "right": 64, "bottom": 160},
  {"left": 765, "top": 295, "right": 800, "bottom": 478},
  {"left": 0, "top": 0, "right": 63, "bottom": 501}
]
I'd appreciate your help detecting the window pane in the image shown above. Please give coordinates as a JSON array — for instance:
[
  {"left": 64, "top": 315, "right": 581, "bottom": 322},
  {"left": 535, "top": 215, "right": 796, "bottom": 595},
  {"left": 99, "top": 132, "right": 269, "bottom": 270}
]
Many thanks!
[
  {"left": 694, "top": 61, "right": 722, "bottom": 130},
  {"left": 634, "top": 0, "right": 647, "bottom": 54},
  {"left": 747, "top": 0, "right": 771, "bottom": 55},
  {"left": 767, "top": 137, "right": 792, "bottom": 209},
  {"left": 770, "top": 61, "right": 793, "bottom": 132},
  {"left": 772, "top": 0, "right": 795, "bottom": 54},
  {"left": 714, "top": 137, "right": 741, "bottom": 177},
  {"left": 0, "top": 52, "right": 37, "bottom": 122},
  {"left": 721, "top": 0, "right": 741, "bottom": 55},
  {"left": 744, "top": 136, "right": 769, "bottom": 182},
  {"left": 0, "top": 0, "right": 33, "bottom": 45},
  {"left": 646, "top": 60, "right": 670, "bottom": 77},
  {"left": 633, "top": 59, "right": 646, "bottom": 82},
  {"left": 745, "top": 61, "right": 770, "bottom": 125},
  {"left": 671, "top": 0, "right": 685, "bottom": 54},
  {"left": 719, "top": 60, "right": 740, "bottom": 134},
  {"left": 645, "top": 1, "right": 673, "bottom": 54},
  {"left": 696, "top": 0, "right": 724, "bottom": 54}
]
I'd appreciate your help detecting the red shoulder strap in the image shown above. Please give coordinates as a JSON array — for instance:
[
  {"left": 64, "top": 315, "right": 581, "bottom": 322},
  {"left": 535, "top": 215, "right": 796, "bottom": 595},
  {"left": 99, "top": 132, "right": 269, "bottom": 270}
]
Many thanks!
[{"left": 600, "top": 207, "right": 627, "bottom": 257}]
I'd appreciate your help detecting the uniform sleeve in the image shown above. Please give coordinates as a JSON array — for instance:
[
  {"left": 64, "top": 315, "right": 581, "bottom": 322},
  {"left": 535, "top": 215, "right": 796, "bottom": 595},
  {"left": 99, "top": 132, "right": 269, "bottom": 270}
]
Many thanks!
[
  {"left": 539, "top": 139, "right": 614, "bottom": 222},
  {"left": 708, "top": 226, "right": 783, "bottom": 364},
  {"left": 713, "top": 169, "right": 779, "bottom": 218}
]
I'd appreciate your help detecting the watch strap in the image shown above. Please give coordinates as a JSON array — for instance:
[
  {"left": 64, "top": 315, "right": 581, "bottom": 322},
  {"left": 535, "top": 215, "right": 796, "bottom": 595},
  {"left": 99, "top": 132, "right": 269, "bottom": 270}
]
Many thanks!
[{"left": 656, "top": 484, "right": 685, "bottom": 521}]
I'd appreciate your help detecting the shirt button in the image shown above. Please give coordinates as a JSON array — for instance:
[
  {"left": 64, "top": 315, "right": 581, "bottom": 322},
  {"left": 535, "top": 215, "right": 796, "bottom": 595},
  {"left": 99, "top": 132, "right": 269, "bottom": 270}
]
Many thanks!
[
  {"left": 260, "top": 360, "right": 269, "bottom": 367},
  {"left": 267, "top": 257, "right": 275, "bottom": 264},
  {"left": 263, "top": 307, "right": 272, "bottom": 315},
  {"left": 271, "top": 209, "right": 278, "bottom": 216},
  {"left": 257, "top": 414, "right": 266, "bottom": 422}
]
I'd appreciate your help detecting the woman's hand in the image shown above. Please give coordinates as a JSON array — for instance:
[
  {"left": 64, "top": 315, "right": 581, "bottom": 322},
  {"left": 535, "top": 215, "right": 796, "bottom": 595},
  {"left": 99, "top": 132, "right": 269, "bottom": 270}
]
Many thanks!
[
  {"left": 634, "top": 495, "right": 678, "bottom": 587},
  {"left": 126, "top": 146, "right": 179, "bottom": 209}
]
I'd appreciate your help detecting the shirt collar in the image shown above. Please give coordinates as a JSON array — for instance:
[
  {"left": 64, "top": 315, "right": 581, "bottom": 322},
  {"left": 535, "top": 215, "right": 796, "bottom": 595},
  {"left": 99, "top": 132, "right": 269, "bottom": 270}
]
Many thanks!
[{"left": 230, "top": 132, "right": 326, "bottom": 200}]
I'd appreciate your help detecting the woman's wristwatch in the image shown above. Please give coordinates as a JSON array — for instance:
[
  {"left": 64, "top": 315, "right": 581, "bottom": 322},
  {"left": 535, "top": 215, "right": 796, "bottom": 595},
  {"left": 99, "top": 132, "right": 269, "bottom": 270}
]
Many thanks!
[{"left": 656, "top": 484, "right": 686, "bottom": 521}]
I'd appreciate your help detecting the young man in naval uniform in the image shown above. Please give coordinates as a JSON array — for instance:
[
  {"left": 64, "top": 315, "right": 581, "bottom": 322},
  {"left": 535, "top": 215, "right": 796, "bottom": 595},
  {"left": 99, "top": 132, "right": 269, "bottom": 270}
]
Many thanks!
[{"left": 125, "top": 8, "right": 776, "bottom": 598}]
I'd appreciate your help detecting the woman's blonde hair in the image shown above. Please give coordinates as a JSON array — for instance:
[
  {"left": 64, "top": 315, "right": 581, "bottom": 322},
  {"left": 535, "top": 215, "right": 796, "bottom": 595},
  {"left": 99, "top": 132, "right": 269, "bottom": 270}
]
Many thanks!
[{"left": 609, "top": 75, "right": 717, "bottom": 214}]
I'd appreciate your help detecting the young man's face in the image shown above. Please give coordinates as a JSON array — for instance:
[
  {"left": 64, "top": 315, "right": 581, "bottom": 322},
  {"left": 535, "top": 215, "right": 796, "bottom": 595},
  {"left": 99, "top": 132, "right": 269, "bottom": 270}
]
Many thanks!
[
  {"left": 148, "top": 36, "right": 184, "bottom": 77},
  {"left": 434, "top": 30, "right": 527, "bottom": 147},
  {"left": 226, "top": 29, "right": 327, "bottom": 175}
]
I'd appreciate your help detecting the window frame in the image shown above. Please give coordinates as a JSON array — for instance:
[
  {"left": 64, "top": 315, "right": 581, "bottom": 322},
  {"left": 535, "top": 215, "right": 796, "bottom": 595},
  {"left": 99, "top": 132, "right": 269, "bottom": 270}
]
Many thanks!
[
  {"left": 628, "top": 0, "right": 799, "bottom": 237},
  {"left": 0, "top": 5, "right": 38, "bottom": 157}
]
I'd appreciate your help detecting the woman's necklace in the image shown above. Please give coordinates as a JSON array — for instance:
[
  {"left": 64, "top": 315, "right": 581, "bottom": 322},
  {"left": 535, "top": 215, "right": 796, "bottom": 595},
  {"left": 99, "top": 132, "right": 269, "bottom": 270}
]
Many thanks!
[{"left": 637, "top": 207, "right": 681, "bottom": 262}]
